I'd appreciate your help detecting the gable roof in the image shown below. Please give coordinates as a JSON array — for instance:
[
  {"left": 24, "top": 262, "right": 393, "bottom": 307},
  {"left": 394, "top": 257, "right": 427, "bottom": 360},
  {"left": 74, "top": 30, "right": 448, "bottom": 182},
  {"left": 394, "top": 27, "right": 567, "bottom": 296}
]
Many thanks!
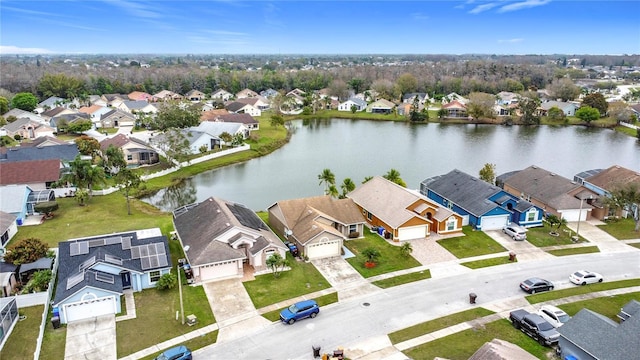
[
  {"left": 225, "top": 101, "right": 254, "bottom": 113},
  {"left": 585, "top": 165, "right": 640, "bottom": 191},
  {"left": 558, "top": 308, "right": 640, "bottom": 360},
  {"left": 0, "top": 211, "right": 17, "bottom": 235},
  {"left": 194, "top": 121, "right": 245, "bottom": 137},
  {"left": 1, "top": 117, "right": 43, "bottom": 133},
  {"left": 19, "top": 136, "right": 68, "bottom": 148},
  {"left": 2, "top": 109, "right": 45, "bottom": 122},
  {"left": 78, "top": 104, "right": 104, "bottom": 115},
  {"left": 128, "top": 91, "right": 152, "bottom": 101},
  {"left": 0, "top": 143, "right": 79, "bottom": 162},
  {"left": 0, "top": 185, "right": 32, "bottom": 214},
  {"left": 369, "top": 99, "right": 396, "bottom": 109},
  {"left": 200, "top": 109, "right": 230, "bottom": 121},
  {"left": 0, "top": 159, "right": 62, "bottom": 185},
  {"left": 173, "top": 197, "right": 284, "bottom": 266},
  {"left": 216, "top": 113, "right": 258, "bottom": 125},
  {"left": 99, "top": 133, "right": 150, "bottom": 151},
  {"left": 101, "top": 109, "right": 136, "bottom": 121},
  {"left": 539, "top": 101, "right": 577, "bottom": 111},
  {"left": 38, "top": 96, "right": 66, "bottom": 108},
  {"left": 442, "top": 100, "right": 467, "bottom": 109},
  {"left": 342, "top": 98, "right": 367, "bottom": 107},
  {"left": 122, "top": 100, "right": 154, "bottom": 111}
]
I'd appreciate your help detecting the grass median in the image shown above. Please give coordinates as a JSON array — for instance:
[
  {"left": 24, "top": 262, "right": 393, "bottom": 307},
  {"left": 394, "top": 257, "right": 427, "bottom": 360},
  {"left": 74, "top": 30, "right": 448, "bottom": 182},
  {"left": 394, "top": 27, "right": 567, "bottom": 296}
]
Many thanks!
[{"left": 373, "top": 269, "right": 432, "bottom": 288}]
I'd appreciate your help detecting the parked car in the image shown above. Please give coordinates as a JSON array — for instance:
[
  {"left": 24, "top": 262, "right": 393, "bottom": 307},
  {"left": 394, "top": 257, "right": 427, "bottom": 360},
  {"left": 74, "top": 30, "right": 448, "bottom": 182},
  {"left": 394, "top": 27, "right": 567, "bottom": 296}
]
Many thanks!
[
  {"left": 519, "top": 277, "right": 554, "bottom": 294},
  {"left": 510, "top": 309, "right": 560, "bottom": 346},
  {"left": 569, "top": 270, "right": 603, "bottom": 285},
  {"left": 502, "top": 225, "right": 527, "bottom": 241},
  {"left": 280, "top": 299, "right": 319, "bottom": 324},
  {"left": 154, "top": 345, "right": 192, "bottom": 360},
  {"left": 538, "top": 305, "right": 571, "bottom": 328}
]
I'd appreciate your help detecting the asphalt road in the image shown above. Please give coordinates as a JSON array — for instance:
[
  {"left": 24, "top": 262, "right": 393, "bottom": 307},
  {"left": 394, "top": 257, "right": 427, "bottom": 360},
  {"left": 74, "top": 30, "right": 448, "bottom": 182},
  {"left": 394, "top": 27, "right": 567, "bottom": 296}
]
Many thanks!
[{"left": 195, "top": 251, "right": 640, "bottom": 359}]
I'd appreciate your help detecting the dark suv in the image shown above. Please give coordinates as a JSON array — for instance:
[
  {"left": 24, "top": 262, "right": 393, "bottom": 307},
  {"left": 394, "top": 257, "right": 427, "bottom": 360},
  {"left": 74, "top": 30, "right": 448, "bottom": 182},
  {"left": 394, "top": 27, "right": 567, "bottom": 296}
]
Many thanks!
[{"left": 280, "top": 300, "right": 319, "bottom": 324}]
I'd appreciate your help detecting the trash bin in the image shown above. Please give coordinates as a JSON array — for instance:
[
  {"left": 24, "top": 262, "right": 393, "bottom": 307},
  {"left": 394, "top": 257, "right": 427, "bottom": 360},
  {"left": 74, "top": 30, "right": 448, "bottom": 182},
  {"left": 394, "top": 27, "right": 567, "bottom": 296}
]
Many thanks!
[
  {"left": 469, "top": 293, "right": 477, "bottom": 304},
  {"left": 312, "top": 345, "right": 321, "bottom": 358},
  {"left": 509, "top": 251, "right": 517, "bottom": 262},
  {"left": 51, "top": 316, "right": 60, "bottom": 329}
]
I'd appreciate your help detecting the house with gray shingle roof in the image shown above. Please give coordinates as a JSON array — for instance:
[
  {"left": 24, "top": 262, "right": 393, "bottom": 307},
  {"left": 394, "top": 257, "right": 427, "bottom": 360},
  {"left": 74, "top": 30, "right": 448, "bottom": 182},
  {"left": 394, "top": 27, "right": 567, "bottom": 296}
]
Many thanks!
[
  {"left": 338, "top": 98, "right": 367, "bottom": 112},
  {"left": 0, "top": 211, "right": 18, "bottom": 251},
  {"left": 538, "top": 101, "right": 579, "bottom": 117},
  {"left": 118, "top": 100, "right": 157, "bottom": 115},
  {"left": 0, "top": 143, "right": 80, "bottom": 163},
  {"left": 172, "top": 197, "right": 287, "bottom": 283},
  {"left": 224, "top": 101, "right": 261, "bottom": 117},
  {"left": 53, "top": 229, "right": 171, "bottom": 324},
  {"left": 267, "top": 195, "right": 365, "bottom": 260},
  {"left": 215, "top": 113, "right": 259, "bottom": 130},
  {"left": 35, "top": 96, "right": 66, "bottom": 114},
  {"left": 421, "top": 169, "right": 544, "bottom": 230},
  {"left": 100, "top": 109, "right": 136, "bottom": 128},
  {"left": 0, "top": 117, "right": 55, "bottom": 140},
  {"left": 100, "top": 134, "right": 158, "bottom": 166},
  {"left": 574, "top": 165, "right": 640, "bottom": 220},
  {"left": 0, "top": 159, "right": 62, "bottom": 188},
  {"left": 2, "top": 109, "right": 47, "bottom": 123}
]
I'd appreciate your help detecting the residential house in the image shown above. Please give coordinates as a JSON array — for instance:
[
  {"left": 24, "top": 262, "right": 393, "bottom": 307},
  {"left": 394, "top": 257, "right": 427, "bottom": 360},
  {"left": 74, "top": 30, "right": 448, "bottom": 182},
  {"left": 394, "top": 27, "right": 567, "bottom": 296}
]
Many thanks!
[
  {"left": 0, "top": 159, "right": 63, "bottom": 189},
  {"left": 211, "top": 89, "right": 233, "bottom": 102},
  {"left": 88, "top": 95, "right": 108, "bottom": 107},
  {"left": 235, "top": 96, "right": 270, "bottom": 111},
  {"left": 441, "top": 100, "right": 468, "bottom": 118},
  {"left": 468, "top": 339, "right": 538, "bottom": 360},
  {"left": 100, "top": 134, "right": 159, "bottom": 166},
  {"left": 2, "top": 109, "right": 46, "bottom": 123},
  {"left": 0, "top": 118, "right": 55, "bottom": 140},
  {"left": 497, "top": 165, "right": 599, "bottom": 222},
  {"left": 0, "top": 297, "right": 18, "bottom": 347},
  {"left": 402, "top": 93, "right": 427, "bottom": 104},
  {"left": 259, "top": 88, "right": 279, "bottom": 99},
  {"left": 53, "top": 229, "right": 171, "bottom": 324},
  {"left": 630, "top": 104, "right": 640, "bottom": 118},
  {"left": 40, "top": 107, "right": 77, "bottom": 122},
  {"left": 185, "top": 90, "right": 205, "bottom": 102},
  {"left": 574, "top": 165, "right": 640, "bottom": 219},
  {"left": 538, "top": 101, "right": 579, "bottom": 117},
  {"left": 0, "top": 185, "right": 32, "bottom": 223},
  {"left": 348, "top": 176, "right": 463, "bottom": 241},
  {"left": 215, "top": 113, "right": 259, "bottom": 131},
  {"left": 236, "top": 89, "right": 259, "bottom": 99},
  {"left": 557, "top": 306, "right": 640, "bottom": 360},
  {"left": 152, "top": 90, "right": 183, "bottom": 102},
  {"left": 100, "top": 109, "right": 136, "bottom": 128},
  {"left": 225, "top": 101, "right": 262, "bottom": 117},
  {"left": 338, "top": 98, "right": 367, "bottom": 112},
  {"left": 35, "top": 96, "right": 66, "bottom": 114},
  {"left": 18, "top": 136, "right": 68, "bottom": 148},
  {"left": 78, "top": 104, "right": 111, "bottom": 129},
  {"left": 181, "top": 121, "right": 249, "bottom": 153},
  {"left": 442, "top": 92, "right": 468, "bottom": 104},
  {"left": 0, "top": 143, "right": 80, "bottom": 163},
  {"left": 200, "top": 109, "right": 230, "bottom": 122},
  {"left": 118, "top": 100, "right": 157, "bottom": 115},
  {"left": 617, "top": 299, "right": 640, "bottom": 322},
  {"left": 420, "top": 169, "right": 544, "bottom": 230},
  {"left": 285, "top": 88, "right": 306, "bottom": 105},
  {"left": 49, "top": 113, "right": 91, "bottom": 133},
  {"left": 496, "top": 91, "right": 519, "bottom": 106},
  {"left": 127, "top": 91, "right": 152, "bottom": 102},
  {"left": 267, "top": 196, "right": 365, "bottom": 260},
  {"left": 0, "top": 262, "right": 19, "bottom": 298},
  {"left": 180, "top": 130, "right": 222, "bottom": 154},
  {"left": 100, "top": 94, "right": 128, "bottom": 108},
  {"left": 0, "top": 211, "right": 18, "bottom": 252},
  {"left": 366, "top": 99, "right": 396, "bottom": 114},
  {"left": 172, "top": 197, "right": 288, "bottom": 283}
]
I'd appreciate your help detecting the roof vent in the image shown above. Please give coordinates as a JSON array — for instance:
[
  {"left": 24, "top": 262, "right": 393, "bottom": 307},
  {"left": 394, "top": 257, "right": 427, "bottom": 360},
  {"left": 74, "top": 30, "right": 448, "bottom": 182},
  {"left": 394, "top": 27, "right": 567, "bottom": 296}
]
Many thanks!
[
  {"left": 226, "top": 223, "right": 230, "bottom": 227},
  {"left": 551, "top": 173, "right": 556, "bottom": 176}
]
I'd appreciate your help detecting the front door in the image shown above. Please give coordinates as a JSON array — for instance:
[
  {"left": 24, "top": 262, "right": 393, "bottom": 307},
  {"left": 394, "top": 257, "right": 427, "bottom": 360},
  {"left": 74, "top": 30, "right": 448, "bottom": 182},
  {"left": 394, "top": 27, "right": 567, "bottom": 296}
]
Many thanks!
[{"left": 121, "top": 272, "right": 131, "bottom": 289}]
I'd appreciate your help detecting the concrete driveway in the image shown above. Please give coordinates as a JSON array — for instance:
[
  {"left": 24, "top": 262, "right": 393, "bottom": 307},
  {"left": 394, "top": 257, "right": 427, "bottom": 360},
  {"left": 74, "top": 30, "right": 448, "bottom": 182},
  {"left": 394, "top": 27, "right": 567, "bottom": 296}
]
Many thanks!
[
  {"left": 484, "top": 229, "right": 554, "bottom": 262},
  {"left": 312, "top": 257, "right": 379, "bottom": 301},
  {"left": 65, "top": 314, "right": 116, "bottom": 360}
]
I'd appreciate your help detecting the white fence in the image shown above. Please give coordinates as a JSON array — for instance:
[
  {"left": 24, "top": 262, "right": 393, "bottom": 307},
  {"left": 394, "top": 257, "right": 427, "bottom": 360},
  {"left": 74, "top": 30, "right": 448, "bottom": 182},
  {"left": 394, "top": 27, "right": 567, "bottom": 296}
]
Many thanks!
[{"left": 620, "top": 121, "right": 639, "bottom": 130}]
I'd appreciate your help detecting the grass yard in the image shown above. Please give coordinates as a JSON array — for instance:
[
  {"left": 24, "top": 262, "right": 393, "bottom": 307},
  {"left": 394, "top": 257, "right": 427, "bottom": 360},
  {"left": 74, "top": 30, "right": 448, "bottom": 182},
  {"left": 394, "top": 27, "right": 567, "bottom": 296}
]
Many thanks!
[
  {"left": 1, "top": 305, "right": 44, "bottom": 360},
  {"left": 402, "top": 319, "right": 553, "bottom": 360},
  {"left": 244, "top": 254, "right": 331, "bottom": 309},
  {"left": 260, "top": 292, "right": 339, "bottom": 322},
  {"left": 39, "top": 307, "right": 66, "bottom": 360},
  {"left": 436, "top": 227, "right": 506, "bottom": 259},
  {"left": 629, "top": 242, "right": 640, "bottom": 249},
  {"left": 461, "top": 256, "right": 516, "bottom": 269},
  {"left": 373, "top": 269, "right": 432, "bottom": 289},
  {"left": 547, "top": 246, "right": 600, "bottom": 256},
  {"left": 597, "top": 217, "right": 639, "bottom": 240},
  {"left": 558, "top": 291, "right": 640, "bottom": 320},
  {"left": 344, "top": 229, "right": 422, "bottom": 278},
  {"left": 526, "top": 278, "right": 640, "bottom": 304},
  {"left": 388, "top": 307, "right": 494, "bottom": 344},
  {"left": 525, "top": 222, "right": 587, "bottom": 247}
]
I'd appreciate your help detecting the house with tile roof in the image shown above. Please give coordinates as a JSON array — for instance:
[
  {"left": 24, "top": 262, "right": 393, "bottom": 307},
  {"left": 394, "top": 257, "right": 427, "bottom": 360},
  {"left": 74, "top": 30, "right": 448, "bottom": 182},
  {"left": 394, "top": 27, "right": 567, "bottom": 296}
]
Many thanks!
[
  {"left": 100, "top": 134, "right": 159, "bottom": 166},
  {"left": 497, "top": 165, "right": 599, "bottom": 222},
  {"left": 127, "top": 91, "right": 152, "bottom": 102},
  {"left": 172, "top": 197, "right": 287, "bottom": 283},
  {"left": 78, "top": 104, "right": 111, "bottom": 129},
  {"left": 236, "top": 88, "right": 259, "bottom": 99},
  {"left": 348, "top": 176, "right": 463, "bottom": 241},
  {"left": 0, "top": 117, "right": 55, "bottom": 140},
  {"left": 421, "top": 169, "right": 544, "bottom": 230},
  {"left": 200, "top": 109, "right": 230, "bottom": 122},
  {"left": 573, "top": 165, "right": 640, "bottom": 220},
  {"left": 53, "top": 229, "right": 171, "bottom": 323},
  {"left": 0, "top": 159, "right": 63, "bottom": 189},
  {"left": 152, "top": 90, "right": 183, "bottom": 102},
  {"left": 338, "top": 98, "right": 367, "bottom": 112},
  {"left": 441, "top": 100, "right": 468, "bottom": 118},
  {"left": 268, "top": 196, "right": 365, "bottom": 260}
]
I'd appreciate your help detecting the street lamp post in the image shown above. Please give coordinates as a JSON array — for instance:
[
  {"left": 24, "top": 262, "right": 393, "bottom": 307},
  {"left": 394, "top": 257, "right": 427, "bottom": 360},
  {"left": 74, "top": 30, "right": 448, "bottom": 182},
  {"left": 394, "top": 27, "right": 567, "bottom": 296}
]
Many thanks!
[
  {"left": 177, "top": 264, "right": 184, "bottom": 325},
  {"left": 575, "top": 195, "right": 593, "bottom": 241}
]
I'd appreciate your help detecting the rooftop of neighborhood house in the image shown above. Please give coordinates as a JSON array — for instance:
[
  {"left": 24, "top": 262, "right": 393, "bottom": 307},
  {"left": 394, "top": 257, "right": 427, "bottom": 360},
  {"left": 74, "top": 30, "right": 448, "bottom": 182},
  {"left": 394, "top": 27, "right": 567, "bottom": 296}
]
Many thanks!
[
  {"left": 216, "top": 113, "right": 258, "bottom": 125},
  {"left": 0, "top": 159, "right": 62, "bottom": 185},
  {"left": 0, "top": 143, "right": 79, "bottom": 162},
  {"left": 100, "top": 133, "right": 151, "bottom": 151},
  {"left": 585, "top": 165, "right": 640, "bottom": 190}
]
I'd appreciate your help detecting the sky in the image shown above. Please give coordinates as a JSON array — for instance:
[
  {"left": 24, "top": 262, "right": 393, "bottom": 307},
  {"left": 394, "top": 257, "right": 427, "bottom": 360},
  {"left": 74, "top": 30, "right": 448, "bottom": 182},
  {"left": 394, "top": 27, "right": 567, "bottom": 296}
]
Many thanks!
[{"left": 1, "top": 0, "right": 639, "bottom": 55}]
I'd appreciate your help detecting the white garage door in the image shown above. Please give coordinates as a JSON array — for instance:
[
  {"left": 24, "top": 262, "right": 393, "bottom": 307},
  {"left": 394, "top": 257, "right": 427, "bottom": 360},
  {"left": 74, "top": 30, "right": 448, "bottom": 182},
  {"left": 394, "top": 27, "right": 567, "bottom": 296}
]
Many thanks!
[
  {"left": 398, "top": 226, "right": 427, "bottom": 241},
  {"left": 199, "top": 261, "right": 239, "bottom": 282},
  {"left": 480, "top": 215, "right": 509, "bottom": 230},
  {"left": 307, "top": 239, "right": 341, "bottom": 260},
  {"left": 64, "top": 295, "right": 116, "bottom": 323}
]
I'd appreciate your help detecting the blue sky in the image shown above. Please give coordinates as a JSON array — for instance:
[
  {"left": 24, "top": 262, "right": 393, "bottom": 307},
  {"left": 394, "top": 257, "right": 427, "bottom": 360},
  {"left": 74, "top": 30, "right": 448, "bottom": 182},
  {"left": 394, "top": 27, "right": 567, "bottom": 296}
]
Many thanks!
[{"left": 1, "top": 1, "right": 638, "bottom": 55}]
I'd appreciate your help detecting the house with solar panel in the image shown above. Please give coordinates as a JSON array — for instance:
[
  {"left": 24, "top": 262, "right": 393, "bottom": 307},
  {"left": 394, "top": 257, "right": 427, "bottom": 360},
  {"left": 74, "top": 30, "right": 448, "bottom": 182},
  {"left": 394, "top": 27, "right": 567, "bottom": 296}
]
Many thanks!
[
  {"left": 172, "top": 197, "right": 288, "bottom": 283},
  {"left": 53, "top": 228, "right": 171, "bottom": 324}
]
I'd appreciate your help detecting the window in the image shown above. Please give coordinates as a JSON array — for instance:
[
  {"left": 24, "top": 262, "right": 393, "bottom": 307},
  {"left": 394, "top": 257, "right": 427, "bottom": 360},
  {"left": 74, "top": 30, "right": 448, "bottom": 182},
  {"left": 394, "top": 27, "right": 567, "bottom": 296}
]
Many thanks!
[
  {"left": 527, "top": 209, "right": 537, "bottom": 222},
  {"left": 366, "top": 211, "right": 372, "bottom": 221},
  {"left": 446, "top": 217, "right": 457, "bottom": 231},
  {"left": 349, "top": 224, "right": 357, "bottom": 233},
  {"left": 149, "top": 270, "right": 161, "bottom": 283},
  {"left": 127, "top": 154, "right": 133, "bottom": 161}
]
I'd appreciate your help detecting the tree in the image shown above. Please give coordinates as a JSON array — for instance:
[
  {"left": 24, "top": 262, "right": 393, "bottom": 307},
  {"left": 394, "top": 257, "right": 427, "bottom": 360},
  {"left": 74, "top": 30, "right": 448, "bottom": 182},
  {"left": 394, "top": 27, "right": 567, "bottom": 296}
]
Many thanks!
[
  {"left": 348, "top": 78, "right": 366, "bottom": 94},
  {"left": 155, "top": 128, "right": 191, "bottom": 166},
  {"left": 115, "top": 168, "right": 143, "bottom": 215},
  {"left": 399, "top": 242, "right": 413, "bottom": 257},
  {"left": 340, "top": 178, "right": 356, "bottom": 199},
  {"left": 395, "top": 73, "right": 418, "bottom": 101},
  {"left": 383, "top": 169, "right": 406, "bottom": 187},
  {"left": 362, "top": 247, "right": 381, "bottom": 265},
  {"left": 67, "top": 120, "right": 93, "bottom": 134},
  {"left": 327, "top": 184, "right": 340, "bottom": 198},
  {"left": 23, "top": 269, "right": 52, "bottom": 293},
  {"left": 156, "top": 273, "right": 177, "bottom": 290},
  {"left": 11, "top": 92, "right": 38, "bottom": 112},
  {"left": 4, "top": 238, "right": 49, "bottom": 265},
  {"left": 75, "top": 135, "right": 101, "bottom": 158},
  {"left": 606, "top": 184, "right": 640, "bottom": 232},
  {"left": 607, "top": 101, "right": 634, "bottom": 124},
  {"left": 517, "top": 96, "right": 541, "bottom": 125},
  {"left": 270, "top": 113, "right": 284, "bottom": 128},
  {"left": 75, "top": 188, "right": 89, "bottom": 206},
  {"left": 34, "top": 201, "right": 59, "bottom": 218},
  {"left": 231, "top": 133, "right": 244, "bottom": 147},
  {"left": 61, "top": 155, "right": 106, "bottom": 200},
  {"left": 0, "top": 96, "right": 8, "bottom": 114},
  {"left": 102, "top": 145, "right": 127, "bottom": 174},
  {"left": 575, "top": 106, "right": 600, "bottom": 123},
  {"left": 409, "top": 96, "right": 427, "bottom": 122},
  {"left": 152, "top": 102, "right": 201, "bottom": 130},
  {"left": 582, "top": 93, "right": 608, "bottom": 116},
  {"left": 318, "top": 168, "right": 336, "bottom": 194},
  {"left": 547, "top": 106, "right": 566, "bottom": 121},
  {"left": 266, "top": 253, "right": 289, "bottom": 278},
  {"left": 37, "top": 73, "right": 85, "bottom": 99},
  {"left": 547, "top": 78, "right": 581, "bottom": 101},
  {"left": 478, "top": 163, "right": 497, "bottom": 184},
  {"left": 219, "top": 131, "right": 233, "bottom": 145},
  {"left": 467, "top": 92, "right": 496, "bottom": 120}
]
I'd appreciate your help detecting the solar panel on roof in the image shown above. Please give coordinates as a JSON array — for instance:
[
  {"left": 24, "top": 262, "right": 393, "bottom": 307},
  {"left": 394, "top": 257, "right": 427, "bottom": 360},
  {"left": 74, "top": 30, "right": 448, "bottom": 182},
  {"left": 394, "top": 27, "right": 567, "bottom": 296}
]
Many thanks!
[
  {"left": 122, "top": 236, "right": 131, "bottom": 250},
  {"left": 89, "top": 239, "right": 105, "bottom": 248},
  {"left": 66, "top": 272, "right": 84, "bottom": 290},
  {"left": 147, "top": 244, "right": 157, "bottom": 255},
  {"left": 140, "top": 257, "right": 151, "bottom": 270},
  {"left": 156, "top": 243, "right": 165, "bottom": 255},
  {"left": 227, "top": 203, "right": 267, "bottom": 230},
  {"left": 158, "top": 256, "right": 168, "bottom": 267},
  {"left": 105, "top": 237, "right": 121, "bottom": 245},
  {"left": 79, "top": 242, "right": 89, "bottom": 254},
  {"left": 149, "top": 256, "right": 159, "bottom": 268},
  {"left": 140, "top": 245, "right": 149, "bottom": 257},
  {"left": 104, "top": 254, "right": 122, "bottom": 265},
  {"left": 70, "top": 243, "right": 80, "bottom": 256},
  {"left": 131, "top": 246, "right": 141, "bottom": 259}
]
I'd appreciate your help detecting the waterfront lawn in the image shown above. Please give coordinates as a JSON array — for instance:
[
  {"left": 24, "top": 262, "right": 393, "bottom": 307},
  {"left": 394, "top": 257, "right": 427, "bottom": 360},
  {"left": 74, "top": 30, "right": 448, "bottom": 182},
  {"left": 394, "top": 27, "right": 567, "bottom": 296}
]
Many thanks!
[
  {"left": 547, "top": 246, "right": 600, "bottom": 256},
  {"left": 373, "top": 269, "right": 432, "bottom": 289},
  {"left": 525, "top": 222, "right": 587, "bottom": 247},
  {"left": 437, "top": 227, "right": 506, "bottom": 259},
  {"left": 526, "top": 278, "right": 640, "bottom": 304},
  {"left": 597, "top": 217, "right": 639, "bottom": 240},
  {"left": 2, "top": 305, "right": 44, "bottom": 360},
  {"left": 344, "top": 229, "right": 422, "bottom": 278}
]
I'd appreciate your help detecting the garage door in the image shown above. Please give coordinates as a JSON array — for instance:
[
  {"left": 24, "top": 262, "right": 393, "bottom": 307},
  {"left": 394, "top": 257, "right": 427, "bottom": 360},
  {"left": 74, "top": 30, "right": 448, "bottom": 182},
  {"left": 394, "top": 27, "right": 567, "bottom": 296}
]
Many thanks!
[
  {"left": 307, "top": 239, "right": 341, "bottom": 260},
  {"left": 479, "top": 215, "right": 509, "bottom": 230},
  {"left": 64, "top": 295, "right": 116, "bottom": 323},
  {"left": 398, "top": 225, "right": 427, "bottom": 241},
  {"left": 199, "top": 261, "right": 239, "bottom": 282}
]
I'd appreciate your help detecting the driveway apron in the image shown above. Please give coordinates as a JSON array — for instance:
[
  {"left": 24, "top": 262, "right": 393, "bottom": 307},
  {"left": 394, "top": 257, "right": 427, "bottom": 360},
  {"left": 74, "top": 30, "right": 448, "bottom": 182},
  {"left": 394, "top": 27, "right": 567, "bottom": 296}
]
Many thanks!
[
  {"left": 312, "top": 257, "right": 379, "bottom": 301},
  {"left": 65, "top": 314, "right": 116, "bottom": 360},
  {"left": 484, "top": 230, "right": 554, "bottom": 262}
]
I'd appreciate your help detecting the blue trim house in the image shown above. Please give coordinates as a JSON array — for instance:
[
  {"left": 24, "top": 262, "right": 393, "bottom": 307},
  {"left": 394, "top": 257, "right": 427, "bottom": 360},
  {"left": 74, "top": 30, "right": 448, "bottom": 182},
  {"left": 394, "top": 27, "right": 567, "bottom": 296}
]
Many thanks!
[
  {"left": 53, "top": 229, "right": 171, "bottom": 324},
  {"left": 0, "top": 185, "right": 32, "bottom": 225},
  {"left": 420, "top": 169, "right": 543, "bottom": 230}
]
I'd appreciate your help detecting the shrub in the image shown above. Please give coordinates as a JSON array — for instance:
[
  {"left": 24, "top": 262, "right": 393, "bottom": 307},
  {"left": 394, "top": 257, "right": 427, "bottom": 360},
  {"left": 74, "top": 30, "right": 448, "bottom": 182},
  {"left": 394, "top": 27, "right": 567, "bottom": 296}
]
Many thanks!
[
  {"left": 348, "top": 231, "right": 360, "bottom": 238},
  {"left": 156, "top": 273, "right": 177, "bottom": 290},
  {"left": 4, "top": 238, "right": 49, "bottom": 265}
]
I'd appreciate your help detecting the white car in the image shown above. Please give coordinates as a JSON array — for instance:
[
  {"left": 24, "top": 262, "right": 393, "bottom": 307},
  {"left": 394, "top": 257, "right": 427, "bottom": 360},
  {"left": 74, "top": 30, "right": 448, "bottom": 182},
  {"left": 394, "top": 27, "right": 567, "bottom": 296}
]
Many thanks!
[
  {"left": 569, "top": 270, "right": 603, "bottom": 285},
  {"left": 502, "top": 225, "right": 527, "bottom": 241},
  {"left": 538, "top": 305, "right": 571, "bottom": 328}
]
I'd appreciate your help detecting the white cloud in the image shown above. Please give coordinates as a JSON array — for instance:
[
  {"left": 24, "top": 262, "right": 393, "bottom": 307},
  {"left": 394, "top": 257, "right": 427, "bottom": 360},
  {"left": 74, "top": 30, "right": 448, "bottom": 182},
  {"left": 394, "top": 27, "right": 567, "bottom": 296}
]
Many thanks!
[
  {"left": 103, "top": 0, "right": 162, "bottom": 19},
  {"left": 498, "top": 38, "right": 524, "bottom": 43},
  {"left": 498, "top": 0, "right": 552, "bottom": 13},
  {"left": 412, "top": 12, "right": 430, "bottom": 20},
  {"left": 0, "top": 45, "right": 54, "bottom": 54},
  {"left": 469, "top": 2, "right": 500, "bottom": 14}
]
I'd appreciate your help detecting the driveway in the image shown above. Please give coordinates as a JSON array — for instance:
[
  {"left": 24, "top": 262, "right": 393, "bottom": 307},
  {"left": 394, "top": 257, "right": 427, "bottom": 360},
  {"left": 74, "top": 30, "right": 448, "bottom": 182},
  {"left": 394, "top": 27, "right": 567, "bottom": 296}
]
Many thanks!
[
  {"left": 484, "top": 229, "right": 554, "bottom": 262},
  {"left": 566, "top": 220, "right": 631, "bottom": 253},
  {"left": 65, "top": 314, "right": 116, "bottom": 360},
  {"left": 312, "top": 257, "right": 379, "bottom": 301}
]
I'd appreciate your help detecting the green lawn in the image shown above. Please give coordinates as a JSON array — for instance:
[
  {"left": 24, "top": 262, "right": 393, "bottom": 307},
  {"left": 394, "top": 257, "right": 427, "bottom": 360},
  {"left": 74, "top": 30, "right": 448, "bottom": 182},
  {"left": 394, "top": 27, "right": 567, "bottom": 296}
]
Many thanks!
[
  {"left": 389, "top": 307, "right": 495, "bottom": 344},
  {"left": 344, "top": 229, "right": 422, "bottom": 278},
  {"left": 40, "top": 308, "right": 66, "bottom": 360},
  {"left": 525, "top": 222, "right": 587, "bottom": 247},
  {"left": 461, "top": 256, "right": 516, "bottom": 269},
  {"left": 244, "top": 254, "right": 331, "bottom": 309},
  {"left": 373, "top": 269, "right": 432, "bottom": 289},
  {"left": 558, "top": 292, "right": 640, "bottom": 320},
  {"left": 526, "top": 278, "right": 640, "bottom": 304},
  {"left": 629, "top": 243, "right": 640, "bottom": 249},
  {"left": 260, "top": 292, "right": 339, "bottom": 322},
  {"left": 2, "top": 305, "right": 44, "bottom": 360},
  {"left": 547, "top": 246, "right": 600, "bottom": 256},
  {"left": 597, "top": 217, "right": 639, "bottom": 240},
  {"left": 437, "top": 226, "right": 506, "bottom": 259}
]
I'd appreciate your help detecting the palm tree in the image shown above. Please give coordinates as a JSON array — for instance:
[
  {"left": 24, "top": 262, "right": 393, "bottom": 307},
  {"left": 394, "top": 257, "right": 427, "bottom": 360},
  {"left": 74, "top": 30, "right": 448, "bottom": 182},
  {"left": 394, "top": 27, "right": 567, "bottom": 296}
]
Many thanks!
[
  {"left": 318, "top": 168, "right": 335, "bottom": 194},
  {"left": 400, "top": 242, "right": 413, "bottom": 257},
  {"left": 383, "top": 169, "right": 407, "bottom": 187},
  {"left": 340, "top": 178, "right": 356, "bottom": 198},
  {"left": 327, "top": 184, "right": 340, "bottom": 199}
]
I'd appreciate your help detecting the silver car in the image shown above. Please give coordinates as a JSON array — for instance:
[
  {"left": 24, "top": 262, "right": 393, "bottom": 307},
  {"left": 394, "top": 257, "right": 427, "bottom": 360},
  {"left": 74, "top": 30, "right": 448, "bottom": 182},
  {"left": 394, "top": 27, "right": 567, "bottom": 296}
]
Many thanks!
[{"left": 503, "top": 225, "right": 527, "bottom": 241}]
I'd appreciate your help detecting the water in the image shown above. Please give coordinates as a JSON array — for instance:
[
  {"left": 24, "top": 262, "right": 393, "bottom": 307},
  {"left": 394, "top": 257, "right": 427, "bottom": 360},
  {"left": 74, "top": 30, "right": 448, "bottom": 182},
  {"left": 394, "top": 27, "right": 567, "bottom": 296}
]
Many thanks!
[{"left": 142, "top": 119, "right": 640, "bottom": 211}]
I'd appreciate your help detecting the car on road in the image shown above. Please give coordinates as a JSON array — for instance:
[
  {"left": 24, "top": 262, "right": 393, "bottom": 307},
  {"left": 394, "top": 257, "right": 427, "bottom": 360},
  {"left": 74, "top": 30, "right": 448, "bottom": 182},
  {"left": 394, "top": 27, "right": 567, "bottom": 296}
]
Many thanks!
[
  {"left": 502, "top": 225, "right": 527, "bottom": 241},
  {"left": 569, "top": 270, "right": 603, "bottom": 285},
  {"left": 519, "top": 277, "right": 554, "bottom": 294},
  {"left": 538, "top": 305, "right": 571, "bottom": 328},
  {"left": 154, "top": 345, "right": 192, "bottom": 360},
  {"left": 280, "top": 299, "right": 319, "bottom": 324}
]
